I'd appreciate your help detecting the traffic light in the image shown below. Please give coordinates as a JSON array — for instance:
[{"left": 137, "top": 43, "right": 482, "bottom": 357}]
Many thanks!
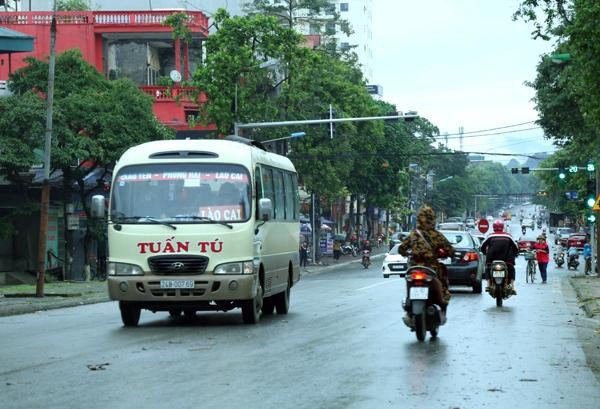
[
  {"left": 587, "top": 162, "right": 596, "bottom": 172},
  {"left": 587, "top": 213, "right": 596, "bottom": 224},
  {"left": 558, "top": 167, "right": 566, "bottom": 180},
  {"left": 586, "top": 179, "right": 597, "bottom": 208},
  {"left": 521, "top": 167, "right": 530, "bottom": 174},
  {"left": 511, "top": 168, "right": 519, "bottom": 174}
]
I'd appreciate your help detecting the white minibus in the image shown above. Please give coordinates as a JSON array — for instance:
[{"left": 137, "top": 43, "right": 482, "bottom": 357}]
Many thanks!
[{"left": 92, "top": 136, "right": 300, "bottom": 326}]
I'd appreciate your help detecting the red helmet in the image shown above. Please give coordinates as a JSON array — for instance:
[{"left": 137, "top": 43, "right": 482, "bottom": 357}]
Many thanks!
[{"left": 492, "top": 219, "right": 504, "bottom": 232}]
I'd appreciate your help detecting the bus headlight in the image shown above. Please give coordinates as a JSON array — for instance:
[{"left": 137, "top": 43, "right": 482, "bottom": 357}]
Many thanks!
[
  {"left": 214, "top": 261, "right": 254, "bottom": 275},
  {"left": 108, "top": 262, "right": 144, "bottom": 276}
]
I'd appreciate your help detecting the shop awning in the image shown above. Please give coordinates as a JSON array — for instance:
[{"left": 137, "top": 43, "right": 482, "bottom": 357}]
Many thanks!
[{"left": 0, "top": 27, "right": 34, "bottom": 53}]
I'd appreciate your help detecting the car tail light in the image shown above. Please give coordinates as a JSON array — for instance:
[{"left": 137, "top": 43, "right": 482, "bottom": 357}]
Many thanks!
[{"left": 462, "top": 252, "right": 479, "bottom": 262}]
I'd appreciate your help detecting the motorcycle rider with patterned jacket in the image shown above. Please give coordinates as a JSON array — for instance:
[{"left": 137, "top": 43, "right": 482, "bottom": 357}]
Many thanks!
[
  {"left": 398, "top": 205, "right": 455, "bottom": 313},
  {"left": 480, "top": 219, "right": 519, "bottom": 294}
]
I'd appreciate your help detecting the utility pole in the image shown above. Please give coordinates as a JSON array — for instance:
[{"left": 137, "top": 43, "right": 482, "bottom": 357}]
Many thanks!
[{"left": 36, "top": 2, "right": 57, "bottom": 297}]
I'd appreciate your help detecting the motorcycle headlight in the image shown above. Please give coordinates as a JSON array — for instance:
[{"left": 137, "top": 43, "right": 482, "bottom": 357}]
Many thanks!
[
  {"left": 108, "top": 262, "right": 144, "bottom": 276},
  {"left": 214, "top": 261, "right": 254, "bottom": 275}
]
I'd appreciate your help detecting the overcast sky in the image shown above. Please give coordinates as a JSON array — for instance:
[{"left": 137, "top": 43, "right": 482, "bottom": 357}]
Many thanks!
[{"left": 372, "top": 0, "right": 556, "bottom": 163}]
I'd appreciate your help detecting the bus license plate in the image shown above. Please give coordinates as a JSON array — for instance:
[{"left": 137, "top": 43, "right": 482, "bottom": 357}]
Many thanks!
[
  {"left": 160, "top": 280, "right": 194, "bottom": 289},
  {"left": 492, "top": 271, "right": 505, "bottom": 278},
  {"left": 410, "top": 287, "right": 429, "bottom": 300}
]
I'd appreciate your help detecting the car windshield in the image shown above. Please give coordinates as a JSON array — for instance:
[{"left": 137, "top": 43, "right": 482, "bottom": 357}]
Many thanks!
[
  {"left": 111, "top": 163, "right": 252, "bottom": 223},
  {"left": 389, "top": 244, "right": 401, "bottom": 253}
]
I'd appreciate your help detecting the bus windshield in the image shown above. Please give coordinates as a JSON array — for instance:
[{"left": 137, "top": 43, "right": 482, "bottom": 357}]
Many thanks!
[{"left": 111, "top": 163, "right": 251, "bottom": 223}]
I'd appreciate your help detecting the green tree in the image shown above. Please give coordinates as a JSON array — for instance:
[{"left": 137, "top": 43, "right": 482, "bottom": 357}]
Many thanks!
[
  {"left": 193, "top": 9, "right": 304, "bottom": 134},
  {"left": 57, "top": 0, "right": 90, "bottom": 11},
  {"left": 6, "top": 49, "right": 173, "bottom": 278}
]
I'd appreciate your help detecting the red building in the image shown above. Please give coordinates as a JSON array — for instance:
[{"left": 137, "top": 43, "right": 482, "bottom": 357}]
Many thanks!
[{"left": 0, "top": 9, "right": 215, "bottom": 138}]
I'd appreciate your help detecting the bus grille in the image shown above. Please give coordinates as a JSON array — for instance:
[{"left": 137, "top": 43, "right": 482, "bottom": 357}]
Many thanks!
[{"left": 148, "top": 255, "right": 209, "bottom": 275}]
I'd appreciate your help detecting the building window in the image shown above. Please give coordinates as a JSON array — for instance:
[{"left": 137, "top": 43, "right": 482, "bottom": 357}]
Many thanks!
[
  {"left": 325, "top": 22, "right": 336, "bottom": 35},
  {"left": 309, "top": 23, "right": 320, "bottom": 35},
  {"left": 340, "top": 3, "right": 349, "bottom": 12}
]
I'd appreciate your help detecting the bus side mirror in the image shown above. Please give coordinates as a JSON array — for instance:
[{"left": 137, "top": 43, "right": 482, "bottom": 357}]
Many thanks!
[
  {"left": 258, "top": 198, "right": 272, "bottom": 221},
  {"left": 91, "top": 195, "right": 106, "bottom": 219}
]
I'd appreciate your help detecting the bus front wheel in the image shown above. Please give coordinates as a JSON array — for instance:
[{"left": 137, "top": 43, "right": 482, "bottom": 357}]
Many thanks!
[{"left": 242, "top": 284, "right": 263, "bottom": 324}]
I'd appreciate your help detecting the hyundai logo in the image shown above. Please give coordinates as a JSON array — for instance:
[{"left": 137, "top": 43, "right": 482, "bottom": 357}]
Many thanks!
[{"left": 170, "top": 262, "right": 185, "bottom": 271}]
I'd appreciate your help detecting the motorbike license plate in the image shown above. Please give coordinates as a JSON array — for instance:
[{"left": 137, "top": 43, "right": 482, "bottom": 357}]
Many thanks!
[
  {"left": 492, "top": 271, "right": 505, "bottom": 278},
  {"left": 409, "top": 287, "right": 429, "bottom": 300},
  {"left": 440, "top": 257, "right": 452, "bottom": 265},
  {"left": 160, "top": 280, "right": 194, "bottom": 289}
]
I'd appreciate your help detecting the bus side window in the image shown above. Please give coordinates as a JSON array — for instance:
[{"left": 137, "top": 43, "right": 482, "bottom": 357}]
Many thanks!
[
  {"left": 255, "top": 166, "right": 262, "bottom": 219},
  {"left": 261, "top": 167, "right": 275, "bottom": 217},
  {"left": 273, "top": 170, "right": 285, "bottom": 220},
  {"left": 284, "top": 172, "right": 295, "bottom": 220}
]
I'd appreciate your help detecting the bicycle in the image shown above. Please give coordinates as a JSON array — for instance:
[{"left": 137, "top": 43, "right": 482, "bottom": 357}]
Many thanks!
[{"left": 524, "top": 250, "right": 536, "bottom": 283}]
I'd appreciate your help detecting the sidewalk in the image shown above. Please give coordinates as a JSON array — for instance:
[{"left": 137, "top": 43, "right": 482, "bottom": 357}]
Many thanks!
[{"left": 0, "top": 247, "right": 389, "bottom": 317}]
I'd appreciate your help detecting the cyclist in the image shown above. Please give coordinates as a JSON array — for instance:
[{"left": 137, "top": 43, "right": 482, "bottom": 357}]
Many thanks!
[
  {"left": 480, "top": 219, "right": 519, "bottom": 294},
  {"left": 534, "top": 235, "right": 550, "bottom": 283}
]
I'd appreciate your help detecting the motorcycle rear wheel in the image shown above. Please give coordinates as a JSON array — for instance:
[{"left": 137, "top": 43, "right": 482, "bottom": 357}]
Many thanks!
[
  {"left": 495, "top": 285, "right": 503, "bottom": 307},
  {"left": 415, "top": 313, "right": 427, "bottom": 342}
]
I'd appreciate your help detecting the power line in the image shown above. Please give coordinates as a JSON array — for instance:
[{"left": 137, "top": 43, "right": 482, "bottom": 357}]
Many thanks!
[
  {"left": 436, "top": 126, "right": 542, "bottom": 140},
  {"left": 440, "top": 120, "right": 536, "bottom": 137}
]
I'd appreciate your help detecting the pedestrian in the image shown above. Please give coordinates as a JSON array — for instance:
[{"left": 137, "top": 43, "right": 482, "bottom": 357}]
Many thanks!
[
  {"left": 333, "top": 240, "right": 341, "bottom": 261},
  {"left": 583, "top": 243, "right": 592, "bottom": 275},
  {"left": 299, "top": 241, "right": 309, "bottom": 268},
  {"left": 534, "top": 235, "right": 550, "bottom": 283}
]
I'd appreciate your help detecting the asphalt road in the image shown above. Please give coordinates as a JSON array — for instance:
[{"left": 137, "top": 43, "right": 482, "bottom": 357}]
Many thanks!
[{"left": 1, "top": 249, "right": 598, "bottom": 409}]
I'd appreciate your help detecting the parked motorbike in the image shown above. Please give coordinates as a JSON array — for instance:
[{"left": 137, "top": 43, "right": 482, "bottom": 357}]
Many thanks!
[
  {"left": 402, "top": 263, "right": 446, "bottom": 341},
  {"left": 341, "top": 243, "right": 358, "bottom": 257},
  {"left": 521, "top": 226, "right": 527, "bottom": 235},
  {"left": 361, "top": 250, "right": 371, "bottom": 268},
  {"left": 536, "top": 219, "right": 542, "bottom": 229},
  {"left": 486, "top": 260, "right": 514, "bottom": 307},
  {"left": 568, "top": 253, "right": 580, "bottom": 270},
  {"left": 554, "top": 250, "right": 565, "bottom": 268}
]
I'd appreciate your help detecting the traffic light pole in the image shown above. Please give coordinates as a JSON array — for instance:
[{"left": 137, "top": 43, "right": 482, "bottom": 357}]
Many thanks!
[{"left": 233, "top": 113, "right": 418, "bottom": 136}]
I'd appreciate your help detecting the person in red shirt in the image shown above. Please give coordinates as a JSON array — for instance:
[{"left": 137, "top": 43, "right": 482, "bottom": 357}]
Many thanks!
[{"left": 534, "top": 235, "right": 550, "bottom": 283}]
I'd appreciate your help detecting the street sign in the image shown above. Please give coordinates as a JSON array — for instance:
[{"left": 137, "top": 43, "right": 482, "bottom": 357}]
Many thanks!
[
  {"left": 478, "top": 218, "right": 489, "bottom": 233},
  {"left": 593, "top": 195, "right": 600, "bottom": 211}
]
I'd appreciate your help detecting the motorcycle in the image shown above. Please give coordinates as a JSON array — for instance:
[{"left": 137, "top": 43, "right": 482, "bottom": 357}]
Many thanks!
[
  {"left": 554, "top": 250, "right": 565, "bottom": 268},
  {"left": 521, "top": 226, "right": 526, "bottom": 235},
  {"left": 361, "top": 250, "right": 371, "bottom": 268},
  {"left": 402, "top": 260, "right": 447, "bottom": 341},
  {"left": 568, "top": 253, "right": 579, "bottom": 270},
  {"left": 486, "top": 260, "right": 514, "bottom": 307},
  {"left": 341, "top": 243, "right": 358, "bottom": 257},
  {"left": 536, "top": 220, "right": 542, "bottom": 229}
]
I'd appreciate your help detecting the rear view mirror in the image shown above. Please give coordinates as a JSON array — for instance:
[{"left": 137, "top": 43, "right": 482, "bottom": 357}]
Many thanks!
[
  {"left": 90, "top": 195, "right": 106, "bottom": 219},
  {"left": 258, "top": 198, "right": 272, "bottom": 221}
]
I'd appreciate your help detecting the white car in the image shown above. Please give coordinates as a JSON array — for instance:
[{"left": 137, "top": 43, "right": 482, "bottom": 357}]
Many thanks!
[{"left": 382, "top": 244, "right": 409, "bottom": 278}]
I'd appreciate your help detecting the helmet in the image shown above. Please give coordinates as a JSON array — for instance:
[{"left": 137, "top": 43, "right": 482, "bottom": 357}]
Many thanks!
[{"left": 492, "top": 219, "right": 504, "bottom": 232}]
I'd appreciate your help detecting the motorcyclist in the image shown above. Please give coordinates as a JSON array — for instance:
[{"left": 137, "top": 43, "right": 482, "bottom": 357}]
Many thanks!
[
  {"left": 567, "top": 246, "right": 579, "bottom": 267},
  {"left": 480, "top": 219, "right": 519, "bottom": 295},
  {"left": 521, "top": 225, "right": 526, "bottom": 235},
  {"left": 362, "top": 240, "right": 372, "bottom": 265},
  {"left": 398, "top": 205, "right": 455, "bottom": 313}
]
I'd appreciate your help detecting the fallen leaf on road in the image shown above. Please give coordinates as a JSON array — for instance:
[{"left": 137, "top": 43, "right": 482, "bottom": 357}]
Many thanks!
[{"left": 87, "top": 363, "right": 110, "bottom": 371}]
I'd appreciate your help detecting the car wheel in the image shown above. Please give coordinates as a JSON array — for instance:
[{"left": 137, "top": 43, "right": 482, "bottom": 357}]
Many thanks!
[{"left": 383, "top": 273, "right": 389, "bottom": 278}]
